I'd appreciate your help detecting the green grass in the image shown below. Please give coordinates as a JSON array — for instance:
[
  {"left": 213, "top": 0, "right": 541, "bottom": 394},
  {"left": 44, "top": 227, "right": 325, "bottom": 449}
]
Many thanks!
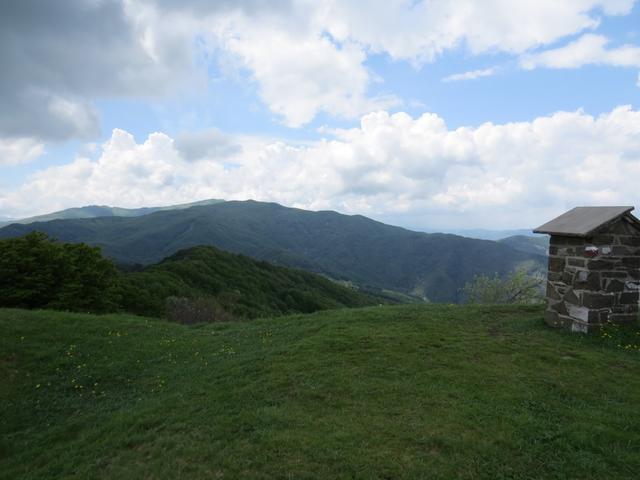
[{"left": 2, "top": 304, "right": 640, "bottom": 479}]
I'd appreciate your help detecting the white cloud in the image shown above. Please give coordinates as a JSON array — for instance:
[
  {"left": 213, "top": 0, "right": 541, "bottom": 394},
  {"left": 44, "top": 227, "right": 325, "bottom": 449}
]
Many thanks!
[
  {"left": 321, "top": 0, "right": 634, "bottom": 62},
  {"left": 521, "top": 33, "right": 640, "bottom": 69},
  {"left": 1, "top": 0, "right": 636, "bottom": 136},
  {"left": 216, "top": 21, "right": 399, "bottom": 126},
  {"left": 636, "top": 72, "right": 640, "bottom": 87},
  {"left": 443, "top": 67, "right": 497, "bottom": 82},
  {"left": 2, "top": 106, "right": 640, "bottom": 229},
  {"left": 0, "top": 137, "right": 45, "bottom": 166},
  {"left": 0, "top": 0, "right": 198, "bottom": 141},
  {"left": 157, "top": 0, "right": 635, "bottom": 126}
]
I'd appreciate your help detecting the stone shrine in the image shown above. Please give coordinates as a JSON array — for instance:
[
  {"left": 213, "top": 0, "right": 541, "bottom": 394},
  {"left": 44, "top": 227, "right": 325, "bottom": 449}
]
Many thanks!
[{"left": 534, "top": 206, "right": 640, "bottom": 333}]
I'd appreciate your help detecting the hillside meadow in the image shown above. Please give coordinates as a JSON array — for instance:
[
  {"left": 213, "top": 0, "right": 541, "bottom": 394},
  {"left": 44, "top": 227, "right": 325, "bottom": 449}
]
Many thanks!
[{"left": 2, "top": 304, "right": 640, "bottom": 479}]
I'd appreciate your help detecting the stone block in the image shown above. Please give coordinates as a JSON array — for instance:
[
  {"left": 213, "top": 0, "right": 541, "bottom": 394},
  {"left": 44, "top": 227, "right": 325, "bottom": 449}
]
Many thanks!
[
  {"left": 620, "top": 291, "right": 640, "bottom": 304},
  {"left": 581, "top": 292, "right": 614, "bottom": 309},
  {"left": 563, "top": 287, "right": 580, "bottom": 305},
  {"left": 567, "top": 257, "right": 586, "bottom": 267},
  {"left": 601, "top": 271, "right": 628, "bottom": 279},
  {"left": 588, "top": 259, "right": 618, "bottom": 270},
  {"left": 610, "top": 221, "right": 635, "bottom": 235},
  {"left": 550, "top": 236, "right": 567, "bottom": 246},
  {"left": 568, "top": 304, "right": 600, "bottom": 323},
  {"left": 626, "top": 281, "right": 640, "bottom": 292},
  {"left": 548, "top": 256, "right": 565, "bottom": 272},
  {"left": 546, "top": 282, "right": 561, "bottom": 300},
  {"left": 590, "top": 234, "right": 614, "bottom": 244},
  {"left": 557, "top": 314, "right": 574, "bottom": 329},
  {"left": 573, "top": 271, "right": 600, "bottom": 291},
  {"left": 545, "top": 309, "right": 559, "bottom": 327},
  {"left": 571, "top": 321, "right": 589, "bottom": 333},
  {"left": 562, "top": 271, "right": 575, "bottom": 285},
  {"left": 600, "top": 246, "right": 613, "bottom": 255},
  {"left": 627, "top": 270, "right": 640, "bottom": 280},
  {"left": 611, "top": 245, "right": 633, "bottom": 256},
  {"left": 605, "top": 279, "right": 625, "bottom": 293},
  {"left": 548, "top": 245, "right": 558, "bottom": 255},
  {"left": 568, "top": 304, "right": 588, "bottom": 322},
  {"left": 547, "top": 271, "right": 562, "bottom": 282},
  {"left": 608, "top": 313, "right": 638, "bottom": 324},
  {"left": 551, "top": 236, "right": 584, "bottom": 246},
  {"left": 550, "top": 300, "right": 568, "bottom": 315},
  {"left": 622, "top": 257, "right": 640, "bottom": 269},
  {"left": 617, "top": 235, "right": 640, "bottom": 247}
]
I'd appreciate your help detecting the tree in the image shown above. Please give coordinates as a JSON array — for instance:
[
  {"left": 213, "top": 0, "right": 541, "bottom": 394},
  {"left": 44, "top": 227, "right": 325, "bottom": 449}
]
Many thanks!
[
  {"left": 0, "top": 232, "right": 119, "bottom": 312},
  {"left": 462, "top": 268, "right": 544, "bottom": 305}
]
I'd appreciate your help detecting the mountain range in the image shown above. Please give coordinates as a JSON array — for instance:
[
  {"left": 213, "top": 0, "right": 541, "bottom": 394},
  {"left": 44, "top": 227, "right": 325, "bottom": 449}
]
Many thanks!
[
  {"left": 498, "top": 234, "right": 549, "bottom": 256},
  {"left": 0, "top": 199, "right": 224, "bottom": 227},
  {"left": 0, "top": 200, "right": 544, "bottom": 302}
]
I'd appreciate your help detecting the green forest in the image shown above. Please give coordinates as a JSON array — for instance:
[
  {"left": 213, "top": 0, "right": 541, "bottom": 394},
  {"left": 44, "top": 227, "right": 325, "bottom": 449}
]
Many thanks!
[{"left": 0, "top": 232, "right": 380, "bottom": 321}]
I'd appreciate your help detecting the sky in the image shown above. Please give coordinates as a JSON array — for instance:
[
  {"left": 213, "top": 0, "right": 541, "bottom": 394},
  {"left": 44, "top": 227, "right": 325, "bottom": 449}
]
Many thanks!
[{"left": 1, "top": 0, "right": 639, "bottom": 230}]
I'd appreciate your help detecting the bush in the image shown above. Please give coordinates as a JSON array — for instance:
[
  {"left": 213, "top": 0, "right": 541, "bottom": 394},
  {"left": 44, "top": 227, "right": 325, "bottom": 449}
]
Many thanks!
[
  {"left": 462, "top": 268, "right": 544, "bottom": 305},
  {"left": 165, "top": 296, "right": 236, "bottom": 324}
]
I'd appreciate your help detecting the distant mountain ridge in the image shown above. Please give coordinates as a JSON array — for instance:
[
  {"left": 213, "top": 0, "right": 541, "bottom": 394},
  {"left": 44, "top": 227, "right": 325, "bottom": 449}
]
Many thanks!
[
  {"left": 0, "top": 200, "right": 544, "bottom": 303},
  {"left": 436, "top": 228, "right": 537, "bottom": 241},
  {"left": 0, "top": 199, "right": 225, "bottom": 226},
  {"left": 499, "top": 235, "right": 549, "bottom": 256}
]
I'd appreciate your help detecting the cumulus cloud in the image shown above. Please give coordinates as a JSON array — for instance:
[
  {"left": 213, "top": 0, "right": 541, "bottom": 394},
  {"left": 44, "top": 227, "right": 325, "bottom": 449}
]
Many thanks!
[
  {"left": 0, "top": 0, "right": 196, "bottom": 141},
  {"left": 2, "top": 106, "right": 640, "bottom": 229},
  {"left": 196, "top": 0, "right": 634, "bottom": 125},
  {"left": 144, "top": 0, "right": 636, "bottom": 125},
  {"left": 0, "top": 137, "right": 45, "bottom": 166},
  {"left": 1, "top": 0, "right": 636, "bottom": 137},
  {"left": 443, "top": 67, "right": 498, "bottom": 82},
  {"left": 321, "top": 0, "right": 634, "bottom": 62},
  {"left": 217, "top": 23, "right": 399, "bottom": 126},
  {"left": 521, "top": 33, "right": 640, "bottom": 69}
]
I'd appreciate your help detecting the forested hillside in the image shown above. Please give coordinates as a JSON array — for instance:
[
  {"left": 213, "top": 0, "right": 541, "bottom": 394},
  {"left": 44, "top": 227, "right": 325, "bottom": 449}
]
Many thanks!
[
  {"left": 119, "top": 245, "right": 381, "bottom": 319},
  {"left": 0, "top": 233, "right": 379, "bottom": 319},
  {"left": 0, "top": 200, "right": 543, "bottom": 302}
]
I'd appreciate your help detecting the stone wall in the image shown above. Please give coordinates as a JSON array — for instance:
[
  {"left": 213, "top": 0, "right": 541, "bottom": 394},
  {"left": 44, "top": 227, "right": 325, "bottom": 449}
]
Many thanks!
[{"left": 544, "top": 216, "right": 640, "bottom": 333}]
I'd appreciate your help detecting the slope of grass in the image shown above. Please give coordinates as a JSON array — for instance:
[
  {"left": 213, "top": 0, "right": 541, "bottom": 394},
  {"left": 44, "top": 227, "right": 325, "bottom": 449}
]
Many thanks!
[{"left": 2, "top": 305, "right": 640, "bottom": 479}]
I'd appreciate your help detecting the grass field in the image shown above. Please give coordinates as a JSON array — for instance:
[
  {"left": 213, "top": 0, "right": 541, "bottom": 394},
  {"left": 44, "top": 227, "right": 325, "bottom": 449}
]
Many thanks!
[{"left": 2, "top": 305, "right": 640, "bottom": 479}]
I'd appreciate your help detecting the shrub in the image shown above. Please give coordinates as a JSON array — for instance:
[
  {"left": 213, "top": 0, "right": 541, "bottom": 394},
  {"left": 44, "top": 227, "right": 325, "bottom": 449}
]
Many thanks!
[{"left": 462, "top": 268, "right": 544, "bottom": 305}]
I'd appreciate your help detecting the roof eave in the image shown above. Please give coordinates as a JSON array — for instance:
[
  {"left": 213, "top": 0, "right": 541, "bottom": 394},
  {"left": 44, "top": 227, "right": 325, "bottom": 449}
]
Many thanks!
[{"left": 532, "top": 229, "right": 586, "bottom": 237}]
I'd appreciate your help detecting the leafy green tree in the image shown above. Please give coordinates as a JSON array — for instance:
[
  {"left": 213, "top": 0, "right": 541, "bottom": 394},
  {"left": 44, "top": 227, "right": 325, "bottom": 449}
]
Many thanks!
[
  {"left": 462, "top": 268, "right": 544, "bottom": 305},
  {"left": 0, "top": 232, "right": 119, "bottom": 312}
]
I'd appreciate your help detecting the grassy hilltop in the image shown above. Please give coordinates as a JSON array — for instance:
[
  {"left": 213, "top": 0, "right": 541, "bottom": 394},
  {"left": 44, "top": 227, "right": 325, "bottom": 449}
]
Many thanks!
[{"left": 2, "top": 304, "right": 640, "bottom": 479}]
